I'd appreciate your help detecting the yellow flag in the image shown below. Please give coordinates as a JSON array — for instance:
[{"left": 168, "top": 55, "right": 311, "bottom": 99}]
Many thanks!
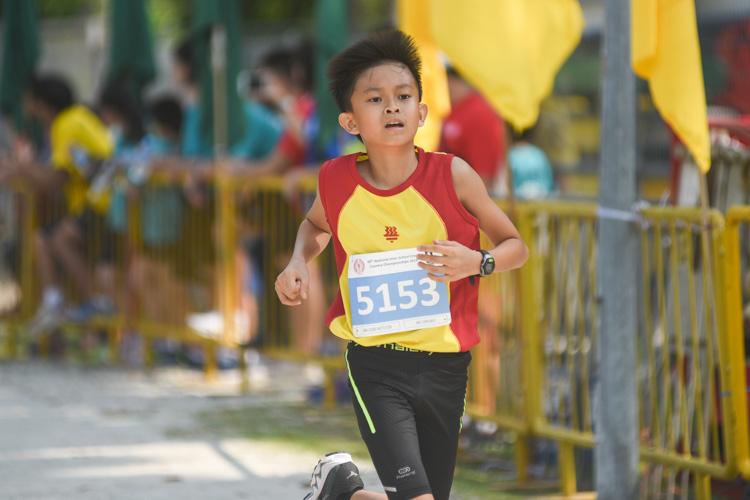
[
  {"left": 398, "top": 0, "right": 451, "bottom": 151},
  {"left": 429, "top": 0, "right": 584, "bottom": 130},
  {"left": 632, "top": 0, "right": 710, "bottom": 173}
]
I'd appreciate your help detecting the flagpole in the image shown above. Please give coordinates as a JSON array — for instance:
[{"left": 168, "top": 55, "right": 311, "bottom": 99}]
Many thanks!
[
  {"left": 211, "top": 23, "right": 236, "bottom": 350},
  {"left": 595, "top": 0, "right": 639, "bottom": 497}
]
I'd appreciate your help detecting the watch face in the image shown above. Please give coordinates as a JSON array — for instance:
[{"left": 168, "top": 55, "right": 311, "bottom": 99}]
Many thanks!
[{"left": 481, "top": 253, "right": 495, "bottom": 276}]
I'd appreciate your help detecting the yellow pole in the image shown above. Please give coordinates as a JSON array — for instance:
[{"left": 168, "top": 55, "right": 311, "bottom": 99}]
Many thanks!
[
  {"left": 211, "top": 24, "right": 238, "bottom": 354},
  {"left": 694, "top": 473, "right": 711, "bottom": 500},
  {"left": 514, "top": 435, "right": 529, "bottom": 483},
  {"left": 559, "top": 442, "right": 577, "bottom": 496},
  {"left": 724, "top": 207, "right": 750, "bottom": 478}
]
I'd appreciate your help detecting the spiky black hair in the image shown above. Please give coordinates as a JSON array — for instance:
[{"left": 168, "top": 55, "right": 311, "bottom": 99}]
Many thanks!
[{"left": 326, "top": 30, "right": 422, "bottom": 113}]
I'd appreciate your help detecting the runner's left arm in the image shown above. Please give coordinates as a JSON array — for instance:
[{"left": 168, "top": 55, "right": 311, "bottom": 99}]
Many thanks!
[{"left": 417, "top": 156, "right": 528, "bottom": 282}]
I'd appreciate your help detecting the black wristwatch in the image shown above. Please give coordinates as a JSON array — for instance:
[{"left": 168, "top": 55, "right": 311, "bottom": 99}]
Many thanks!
[{"left": 477, "top": 249, "right": 495, "bottom": 277}]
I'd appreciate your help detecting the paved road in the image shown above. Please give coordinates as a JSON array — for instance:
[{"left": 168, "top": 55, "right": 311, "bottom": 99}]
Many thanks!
[{"left": 0, "top": 359, "right": 382, "bottom": 500}]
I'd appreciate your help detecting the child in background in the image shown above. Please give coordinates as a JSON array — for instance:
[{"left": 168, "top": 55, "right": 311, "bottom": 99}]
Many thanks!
[
  {"left": 507, "top": 126, "right": 556, "bottom": 200},
  {"left": 0, "top": 74, "right": 115, "bottom": 336}
]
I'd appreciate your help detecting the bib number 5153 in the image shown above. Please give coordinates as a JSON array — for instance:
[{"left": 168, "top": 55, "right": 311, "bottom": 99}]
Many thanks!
[{"left": 355, "top": 277, "right": 440, "bottom": 316}]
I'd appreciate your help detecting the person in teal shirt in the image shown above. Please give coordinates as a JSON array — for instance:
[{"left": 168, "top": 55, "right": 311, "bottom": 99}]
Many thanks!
[
  {"left": 174, "top": 37, "right": 282, "bottom": 161},
  {"left": 508, "top": 127, "right": 556, "bottom": 200},
  {"left": 229, "top": 100, "right": 283, "bottom": 160}
]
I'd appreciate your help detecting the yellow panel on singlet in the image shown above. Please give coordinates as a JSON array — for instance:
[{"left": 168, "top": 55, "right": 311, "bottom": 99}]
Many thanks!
[{"left": 328, "top": 184, "right": 463, "bottom": 351}]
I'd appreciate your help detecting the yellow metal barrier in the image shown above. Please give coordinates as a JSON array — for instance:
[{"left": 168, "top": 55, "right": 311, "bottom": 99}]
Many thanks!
[
  {"left": 0, "top": 185, "right": 36, "bottom": 357},
  {"left": 6, "top": 172, "right": 750, "bottom": 498},
  {"left": 522, "top": 201, "right": 598, "bottom": 445},
  {"left": 519, "top": 201, "right": 598, "bottom": 496},
  {"left": 637, "top": 207, "right": 736, "bottom": 500},
  {"left": 129, "top": 177, "right": 214, "bottom": 366},
  {"left": 724, "top": 206, "right": 750, "bottom": 480},
  {"left": 227, "top": 171, "right": 345, "bottom": 405},
  {"left": 465, "top": 213, "right": 530, "bottom": 482},
  {"left": 495, "top": 202, "right": 743, "bottom": 497},
  {"left": 0, "top": 182, "right": 127, "bottom": 362}
]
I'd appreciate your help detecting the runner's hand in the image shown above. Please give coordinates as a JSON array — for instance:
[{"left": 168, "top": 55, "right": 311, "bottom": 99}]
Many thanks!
[
  {"left": 275, "top": 259, "right": 310, "bottom": 305},
  {"left": 417, "top": 240, "right": 483, "bottom": 283}
]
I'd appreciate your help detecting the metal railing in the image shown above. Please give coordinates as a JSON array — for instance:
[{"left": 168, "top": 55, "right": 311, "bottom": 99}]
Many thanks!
[{"left": 2, "top": 175, "right": 750, "bottom": 498}]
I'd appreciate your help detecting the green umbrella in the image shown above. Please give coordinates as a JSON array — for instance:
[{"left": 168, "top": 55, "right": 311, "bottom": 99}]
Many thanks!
[
  {"left": 314, "top": 0, "right": 347, "bottom": 158},
  {"left": 106, "top": 0, "right": 156, "bottom": 102},
  {"left": 192, "top": 0, "right": 244, "bottom": 154},
  {"left": 0, "top": 0, "right": 39, "bottom": 132}
]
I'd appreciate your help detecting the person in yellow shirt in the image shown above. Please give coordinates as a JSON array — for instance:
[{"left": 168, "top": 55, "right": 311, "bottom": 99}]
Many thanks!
[{"left": 0, "top": 74, "right": 114, "bottom": 337}]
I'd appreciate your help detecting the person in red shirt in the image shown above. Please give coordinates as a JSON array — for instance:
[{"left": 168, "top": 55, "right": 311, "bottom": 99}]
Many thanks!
[{"left": 438, "top": 67, "right": 506, "bottom": 190}]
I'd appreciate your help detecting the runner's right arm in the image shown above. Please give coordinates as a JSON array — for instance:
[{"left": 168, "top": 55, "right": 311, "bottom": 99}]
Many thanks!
[{"left": 275, "top": 188, "right": 331, "bottom": 306}]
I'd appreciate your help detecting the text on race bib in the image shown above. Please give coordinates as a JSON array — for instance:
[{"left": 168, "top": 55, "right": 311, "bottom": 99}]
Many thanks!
[{"left": 347, "top": 247, "right": 451, "bottom": 337}]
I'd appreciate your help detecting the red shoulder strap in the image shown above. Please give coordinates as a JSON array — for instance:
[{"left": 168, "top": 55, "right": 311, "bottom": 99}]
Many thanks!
[{"left": 318, "top": 154, "right": 359, "bottom": 235}]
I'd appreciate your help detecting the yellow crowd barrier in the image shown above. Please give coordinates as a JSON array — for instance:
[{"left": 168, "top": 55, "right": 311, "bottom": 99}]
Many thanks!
[
  {"left": 226, "top": 172, "right": 345, "bottom": 404},
  {"left": 521, "top": 201, "right": 598, "bottom": 496},
  {"left": 724, "top": 206, "right": 750, "bottom": 481},
  {"left": 464, "top": 202, "right": 749, "bottom": 498},
  {"left": 0, "top": 182, "right": 127, "bottom": 362},
  {"left": 3, "top": 172, "right": 750, "bottom": 498},
  {"left": 128, "top": 174, "right": 234, "bottom": 378},
  {"left": 0, "top": 185, "right": 36, "bottom": 357},
  {"left": 637, "top": 207, "right": 735, "bottom": 499}
]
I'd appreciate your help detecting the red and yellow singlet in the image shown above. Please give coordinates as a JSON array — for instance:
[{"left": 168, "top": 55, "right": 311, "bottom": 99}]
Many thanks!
[{"left": 319, "top": 147, "right": 481, "bottom": 352}]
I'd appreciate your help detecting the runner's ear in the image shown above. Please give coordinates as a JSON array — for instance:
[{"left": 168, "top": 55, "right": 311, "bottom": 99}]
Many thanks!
[{"left": 339, "top": 112, "right": 359, "bottom": 136}]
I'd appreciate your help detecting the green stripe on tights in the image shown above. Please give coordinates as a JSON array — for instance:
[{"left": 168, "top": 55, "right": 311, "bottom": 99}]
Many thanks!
[{"left": 345, "top": 350, "right": 376, "bottom": 434}]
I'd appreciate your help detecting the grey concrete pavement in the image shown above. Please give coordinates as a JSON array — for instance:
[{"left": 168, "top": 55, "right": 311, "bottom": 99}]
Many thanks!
[{"left": 0, "top": 360, "right": 382, "bottom": 500}]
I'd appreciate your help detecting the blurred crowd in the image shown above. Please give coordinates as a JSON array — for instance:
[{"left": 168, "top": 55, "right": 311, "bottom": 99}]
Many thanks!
[{"left": 0, "top": 34, "right": 555, "bottom": 371}]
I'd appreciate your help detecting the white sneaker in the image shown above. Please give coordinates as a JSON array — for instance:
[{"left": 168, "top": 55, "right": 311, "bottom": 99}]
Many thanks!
[
  {"left": 303, "top": 452, "right": 364, "bottom": 500},
  {"left": 26, "top": 302, "right": 63, "bottom": 339},
  {"left": 186, "top": 310, "right": 250, "bottom": 340}
]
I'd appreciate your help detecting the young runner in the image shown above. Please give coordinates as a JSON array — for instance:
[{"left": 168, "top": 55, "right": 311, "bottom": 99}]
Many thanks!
[{"left": 275, "top": 30, "right": 529, "bottom": 500}]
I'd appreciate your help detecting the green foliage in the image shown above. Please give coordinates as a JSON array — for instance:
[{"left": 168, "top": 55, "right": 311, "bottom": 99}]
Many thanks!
[
  {"left": 0, "top": 0, "right": 103, "bottom": 18},
  {"left": 240, "top": 0, "right": 314, "bottom": 20},
  {"left": 37, "top": 0, "right": 102, "bottom": 17},
  {"left": 149, "top": 0, "right": 192, "bottom": 37},
  {"left": 0, "top": 0, "right": 392, "bottom": 36}
]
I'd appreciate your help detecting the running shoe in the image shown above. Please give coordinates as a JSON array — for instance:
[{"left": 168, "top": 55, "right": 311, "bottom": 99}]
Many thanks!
[
  {"left": 26, "top": 302, "right": 63, "bottom": 339},
  {"left": 303, "top": 451, "right": 364, "bottom": 500}
]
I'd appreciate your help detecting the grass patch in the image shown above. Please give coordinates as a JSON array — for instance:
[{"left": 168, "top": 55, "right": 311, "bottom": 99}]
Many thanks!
[
  {"left": 198, "top": 402, "right": 370, "bottom": 461},
  {"left": 196, "top": 402, "right": 562, "bottom": 499}
]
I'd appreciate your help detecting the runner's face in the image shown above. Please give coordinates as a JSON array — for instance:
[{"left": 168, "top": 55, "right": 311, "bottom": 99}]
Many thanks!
[{"left": 341, "top": 63, "right": 427, "bottom": 148}]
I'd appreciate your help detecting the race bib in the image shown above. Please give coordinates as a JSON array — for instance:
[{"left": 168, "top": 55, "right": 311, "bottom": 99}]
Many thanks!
[{"left": 347, "top": 247, "right": 451, "bottom": 337}]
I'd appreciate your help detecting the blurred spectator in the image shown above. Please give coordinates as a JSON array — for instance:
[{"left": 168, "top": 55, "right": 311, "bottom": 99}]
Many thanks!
[
  {"left": 125, "top": 94, "right": 190, "bottom": 362},
  {"left": 0, "top": 73, "right": 115, "bottom": 336},
  {"left": 141, "top": 94, "right": 187, "bottom": 248},
  {"left": 174, "top": 36, "right": 283, "bottom": 164},
  {"left": 147, "top": 95, "right": 183, "bottom": 153},
  {"left": 98, "top": 85, "right": 187, "bottom": 245},
  {"left": 508, "top": 127, "right": 556, "bottom": 200},
  {"left": 173, "top": 36, "right": 211, "bottom": 159},
  {"left": 439, "top": 66, "right": 507, "bottom": 190},
  {"left": 0, "top": 118, "right": 19, "bottom": 316},
  {"left": 716, "top": 20, "right": 750, "bottom": 114},
  {"left": 97, "top": 82, "right": 147, "bottom": 235},
  {"left": 231, "top": 80, "right": 283, "bottom": 161},
  {"left": 232, "top": 41, "right": 332, "bottom": 356},
  {"left": 170, "top": 37, "right": 278, "bottom": 352},
  {"left": 233, "top": 41, "right": 325, "bottom": 175}
]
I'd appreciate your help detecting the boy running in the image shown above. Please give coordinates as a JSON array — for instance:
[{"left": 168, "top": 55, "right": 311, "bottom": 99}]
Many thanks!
[{"left": 275, "top": 30, "right": 529, "bottom": 500}]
